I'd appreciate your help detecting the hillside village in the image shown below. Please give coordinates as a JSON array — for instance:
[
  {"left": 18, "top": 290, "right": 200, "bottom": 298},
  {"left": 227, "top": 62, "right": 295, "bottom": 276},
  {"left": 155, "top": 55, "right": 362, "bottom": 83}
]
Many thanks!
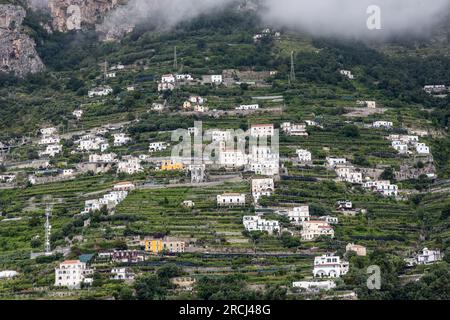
[{"left": 0, "top": 1, "right": 449, "bottom": 301}]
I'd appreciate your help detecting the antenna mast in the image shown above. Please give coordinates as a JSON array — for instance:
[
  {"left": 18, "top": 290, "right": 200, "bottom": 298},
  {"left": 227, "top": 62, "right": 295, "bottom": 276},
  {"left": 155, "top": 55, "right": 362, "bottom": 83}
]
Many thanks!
[
  {"left": 290, "top": 51, "right": 296, "bottom": 83},
  {"left": 44, "top": 205, "right": 52, "bottom": 255}
]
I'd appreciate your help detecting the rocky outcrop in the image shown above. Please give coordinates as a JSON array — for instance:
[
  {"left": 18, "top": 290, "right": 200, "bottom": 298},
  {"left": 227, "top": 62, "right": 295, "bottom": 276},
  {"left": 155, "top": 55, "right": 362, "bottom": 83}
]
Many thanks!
[
  {"left": 46, "top": 0, "right": 120, "bottom": 32},
  {"left": 0, "top": 4, "right": 45, "bottom": 77}
]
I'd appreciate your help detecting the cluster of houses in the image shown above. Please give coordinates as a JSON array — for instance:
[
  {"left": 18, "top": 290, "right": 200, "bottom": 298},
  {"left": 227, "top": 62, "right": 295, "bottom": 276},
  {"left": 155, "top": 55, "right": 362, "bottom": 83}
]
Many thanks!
[
  {"left": 340, "top": 70, "right": 355, "bottom": 80},
  {"left": 356, "top": 100, "right": 377, "bottom": 109},
  {"left": 388, "top": 134, "right": 430, "bottom": 156},
  {"left": 54, "top": 236, "right": 187, "bottom": 289},
  {"left": 76, "top": 134, "right": 109, "bottom": 152},
  {"left": 251, "top": 178, "right": 274, "bottom": 204},
  {"left": 253, "top": 28, "right": 281, "bottom": 42},
  {"left": 158, "top": 73, "right": 223, "bottom": 93},
  {"left": 88, "top": 86, "right": 113, "bottom": 98},
  {"left": 405, "top": 248, "right": 443, "bottom": 267},
  {"left": 38, "top": 127, "right": 62, "bottom": 158},
  {"left": 81, "top": 182, "right": 135, "bottom": 214},
  {"left": 423, "top": 85, "right": 447, "bottom": 95},
  {"left": 211, "top": 124, "right": 279, "bottom": 176},
  {"left": 327, "top": 157, "right": 399, "bottom": 197},
  {"left": 292, "top": 245, "right": 367, "bottom": 293},
  {"left": 183, "top": 95, "right": 209, "bottom": 113},
  {"left": 281, "top": 122, "right": 308, "bottom": 137}
]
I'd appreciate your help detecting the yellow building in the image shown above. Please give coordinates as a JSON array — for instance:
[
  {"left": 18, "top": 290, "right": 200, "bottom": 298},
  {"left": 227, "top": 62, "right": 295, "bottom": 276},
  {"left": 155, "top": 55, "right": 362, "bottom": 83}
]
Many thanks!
[
  {"left": 160, "top": 160, "right": 184, "bottom": 171},
  {"left": 145, "top": 239, "right": 186, "bottom": 254}
]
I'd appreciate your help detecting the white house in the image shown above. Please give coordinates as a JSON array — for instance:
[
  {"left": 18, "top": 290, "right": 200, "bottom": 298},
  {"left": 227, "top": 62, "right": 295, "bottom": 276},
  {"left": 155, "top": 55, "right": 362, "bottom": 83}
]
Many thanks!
[
  {"left": 0, "top": 270, "right": 19, "bottom": 279},
  {"left": 388, "top": 134, "right": 419, "bottom": 145},
  {"left": 236, "top": 104, "right": 259, "bottom": 111},
  {"left": 54, "top": 260, "right": 94, "bottom": 289},
  {"left": 111, "top": 268, "right": 135, "bottom": 281},
  {"left": 336, "top": 201, "right": 353, "bottom": 211},
  {"left": 149, "top": 142, "right": 168, "bottom": 153},
  {"left": 417, "top": 248, "right": 443, "bottom": 265},
  {"left": 211, "top": 75, "right": 223, "bottom": 84},
  {"left": 82, "top": 199, "right": 102, "bottom": 214},
  {"left": 62, "top": 169, "right": 75, "bottom": 176},
  {"left": 39, "top": 144, "right": 62, "bottom": 158},
  {"left": 189, "top": 95, "right": 205, "bottom": 105},
  {"left": 296, "top": 149, "right": 312, "bottom": 163},
  {"left": 287, "top": 206, "right": 310, "bottom": 224},
  {"left": 194, "top": 105, "right": 209, "bottom": 113},
  {"left": 281, "top": 122, "right": 308, "bottom": 136},
  {"left": 250, "top": 124, "right": 274, "bottom": 137},
  {"left": 182, "top": 200, "right": 195, "bottom": 208},
  {"left": 106, "top": 72, "right": 116, "bottom": 78},
  {"left": 373, "top": 121, "right": 393, "bottom": 129},
  {"left": 301, "top": 220, "right": 334, "bottom": 241},
  {"left": 340, "top": 70, "right": 354, "bottom": 80},
  {"left": 0, "top": 174, "right": 16, "bottom": 184},
  {"left": 110, "top": 64, "right": 125, "bottom": 71},
  {"left": 113, "top": 181, "right": 136, "bottom": 191},
  {"left": 217, "top": 193, "right": 246, "bottom": 207},
  {"left": 100, "top": 191, "right": 128, "bottom": 208},
  {"left": 40, "top": 127, "right": 57, "bottom": 137},
  {"left": 88, "top": 86, "right": 113, "bottom": 98},
  {"left": 208, "top": 129, "right": 233, "bottom": 143},
  {"left": 77, "top": 136, "right": 109, "bottom": 152},
  {"left": 326, "top": 157, "right": 347, "bottom": 168},
  {"left": 247, "top": 146, "right": 280, "bottom": 176},
  {"left": 39, "top": 136, "right": 60, "bottom": 145},
  {"left": 292, "top": 280, "right": 336, "bottom": 292},
  {"left": 416, "top": 143, "right": 430, "bottom": 155},
  {"left": 73, "top": 109, "right": 83, "bottom": 119},
  {"left": 158, "top": 82, "right": 175, "bottom": 92},
  {"left": 392, "top": 141, "right": 408, "bottom": 154},
  {"left": 335, "top": 165, "right": 363, "bottom": 184},
  {"left": 423, "top": 85, "right": 447, "bottom": 94},
  {"left": 313, "top": 254, "right": 349, "bottom": 278},
  {"left": 363, "top": 180, "right": 398, "bottom": 197},
  {"left": 117, "top": 157, "right": 143, "bottom": 175},
  {"left": 218, "top": 149, "right": 247, "bottom": 168},
  {"left": 252, "top": 178, "right": 274, "bottom": 203},
  {"left": 113, "top": 133, "right": 132, "bottom": 147},
  {"left": 89, "top": 153, "right": 117, "bottom": 163},
  {"left": 243, "top": 216, "right": 280, "bottom": 235}
]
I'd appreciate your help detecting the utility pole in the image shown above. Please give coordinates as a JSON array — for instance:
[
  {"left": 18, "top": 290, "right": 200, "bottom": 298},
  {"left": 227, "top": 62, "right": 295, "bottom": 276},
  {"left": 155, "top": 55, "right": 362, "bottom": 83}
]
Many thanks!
[
  {"left": 290, "top": 51, "right": 296, "bottom": 83},
  {"left": 173, "top": 46, "right": 178, "bottom": 72},
  {"left": 104, "top": 60, "right": 108, "bottom": 83}
]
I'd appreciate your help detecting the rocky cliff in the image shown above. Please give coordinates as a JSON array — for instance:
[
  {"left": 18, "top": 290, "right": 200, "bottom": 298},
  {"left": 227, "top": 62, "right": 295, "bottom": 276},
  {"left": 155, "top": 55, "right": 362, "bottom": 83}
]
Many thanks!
[
  {"left": 0, "top": 4, "right": 45, "bottom": 77},
  {"left": 45, "top": 0, "right": 120, "bottom": 32}
]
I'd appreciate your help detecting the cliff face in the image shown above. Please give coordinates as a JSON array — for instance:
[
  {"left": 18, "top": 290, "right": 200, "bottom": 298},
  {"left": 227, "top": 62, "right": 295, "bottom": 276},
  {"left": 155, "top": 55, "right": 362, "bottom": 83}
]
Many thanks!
[
  {"left": 46, "top": 0, "right": 120, "bottom": 32},
  {"left": 0, "top": 4, "right": 45, "bottom": 77}
]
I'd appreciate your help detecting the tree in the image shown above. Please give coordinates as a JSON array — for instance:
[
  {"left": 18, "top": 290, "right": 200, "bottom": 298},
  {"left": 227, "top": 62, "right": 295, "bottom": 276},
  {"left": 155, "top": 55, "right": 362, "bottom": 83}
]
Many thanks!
[
  {"left": 341, "top": 125, "right": 360, "bottom": 138},
  {"left": 380, "top": 167, "right": 395, "bottom": 181}
]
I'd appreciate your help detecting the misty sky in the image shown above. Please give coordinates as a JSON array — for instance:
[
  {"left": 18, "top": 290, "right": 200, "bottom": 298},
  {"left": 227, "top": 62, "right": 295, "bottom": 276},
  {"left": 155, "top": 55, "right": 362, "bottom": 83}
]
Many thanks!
[{"left": 30, "top": 0, "right": 450, "bottom": 39}]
